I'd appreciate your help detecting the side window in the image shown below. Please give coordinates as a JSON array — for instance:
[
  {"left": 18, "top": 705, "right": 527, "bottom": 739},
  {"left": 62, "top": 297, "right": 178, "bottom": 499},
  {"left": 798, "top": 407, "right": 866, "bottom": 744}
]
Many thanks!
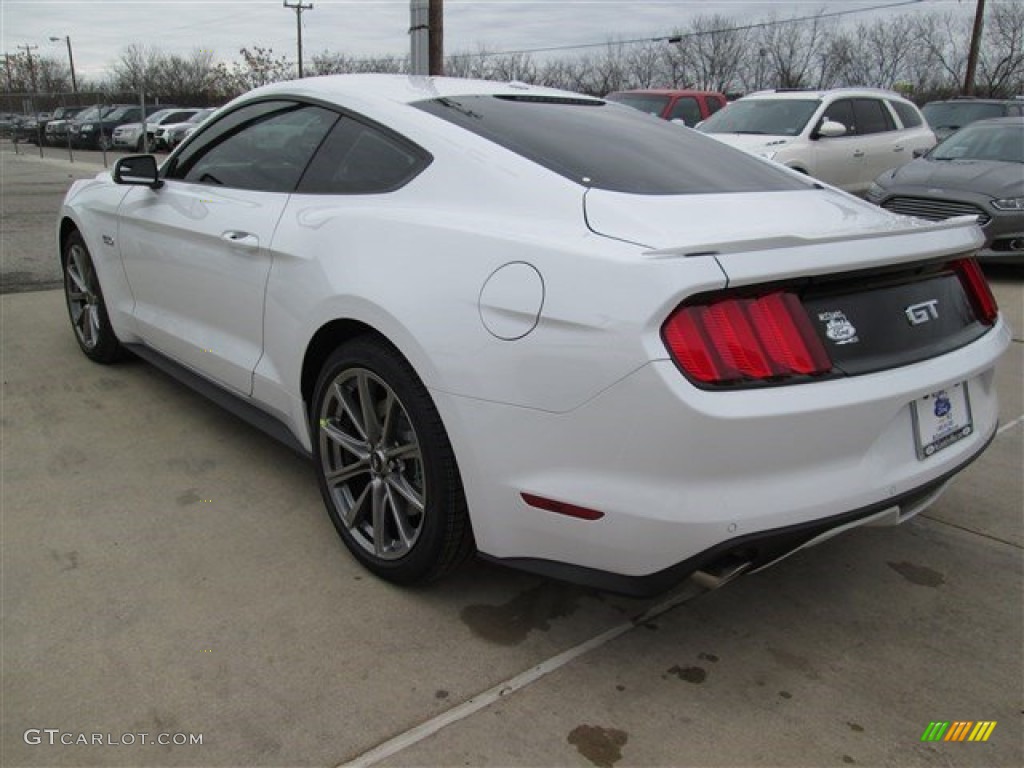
[
  {"left": 667, "top": 97, "right": 701, "bottom": 125},
  {"left": 297, "top": 116, "right": 430, "bottom": 194},
  {"left": 889, "top": 100, "right": 922, "bottom": 129},
  {"left": 853, "top": 98, "right": 896, "bottom": 134},
  {"left": 706, "top": 96, "right": 726, "bottom": 115},
  {"left": 168, "top": 102, "right": 338, "bottom": 193},
  {"left": 822, "top": 99, "right": 855, "bottom": 135}
]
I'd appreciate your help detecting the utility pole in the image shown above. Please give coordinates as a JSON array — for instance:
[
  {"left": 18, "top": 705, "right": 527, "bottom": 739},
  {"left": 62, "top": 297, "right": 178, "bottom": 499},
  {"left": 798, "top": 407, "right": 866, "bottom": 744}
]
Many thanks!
[
  {"left": 284, "top": 0, "right": 313, "bottom": 79},
  {"left": 17, "top": 44, "right": 38, "bottom": 92},
  {"left": 963, "top": 0, "right": 986, "bottom": 95},
  {"left": 428, "top": 0, "right": 443, "bottom": 76}
]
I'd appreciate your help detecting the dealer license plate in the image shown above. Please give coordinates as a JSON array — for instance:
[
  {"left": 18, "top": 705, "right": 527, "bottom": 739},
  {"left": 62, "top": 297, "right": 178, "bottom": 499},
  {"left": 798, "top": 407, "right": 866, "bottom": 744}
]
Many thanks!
[{"left": 912, "top": 382, "right": 973, "bottom": 460}]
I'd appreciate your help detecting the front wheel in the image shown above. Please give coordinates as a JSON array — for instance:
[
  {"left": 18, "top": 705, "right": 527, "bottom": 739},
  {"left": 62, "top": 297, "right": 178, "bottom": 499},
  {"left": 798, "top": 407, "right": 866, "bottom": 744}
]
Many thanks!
[
  {"left": 311, "top": 338, "right": 473, "bottom": 584},
  {"left": 62, "top": 231, "right": 124, "bottom": 363}
]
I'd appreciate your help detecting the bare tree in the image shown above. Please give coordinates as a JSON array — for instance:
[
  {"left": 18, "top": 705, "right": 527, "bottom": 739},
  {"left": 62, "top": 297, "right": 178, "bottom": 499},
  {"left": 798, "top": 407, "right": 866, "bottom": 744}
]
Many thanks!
[
  {"left": 976, "top": 1, "right": 1024, "bottom": 96},
  {"left": 686, "top": 14, "right": 750, "bottom": 92},
  {"left": 758, "top": 12, "right": 827, "bottom": 89}
]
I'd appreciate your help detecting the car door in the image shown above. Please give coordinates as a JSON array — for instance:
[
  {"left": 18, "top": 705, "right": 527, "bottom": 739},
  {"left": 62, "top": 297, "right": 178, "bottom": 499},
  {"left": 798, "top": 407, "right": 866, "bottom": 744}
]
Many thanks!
[
  {"left": 811, "top": 98, "right": 870, "bottom": 191},
  {"left": 116, "top": 100, "right": 338, "bottom": 394},
  {"left": 851, "top": 97, "right": 903, "bottom": 185}
]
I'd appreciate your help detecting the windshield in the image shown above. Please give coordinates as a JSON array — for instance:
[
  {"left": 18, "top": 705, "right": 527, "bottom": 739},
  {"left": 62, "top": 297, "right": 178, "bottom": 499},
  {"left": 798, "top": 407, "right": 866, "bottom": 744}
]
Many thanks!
[
  {"left": 104, "top": 107, "right": 135, "bottom": 121},
  {"left": 188, "top": 109, "right": 216, "bottom": 123},
  {"left": 931, "top": 122, "right": 1024, "bottom": 163},
  {"left": 75, "top": 107, "right": 103, "bottom": 122},
  {"left": 922, "top": 102, "right": 1006, "bottom": 130},
  {"left": 414, "top": 94, "right": 810, "bottom": 195},
  {"left": 605, "top": 93, "right": 670, "bottom": 117},
  {"left": 144, "top": 109, "right": 175, "bottom": 124},
  {"left": 699, "top": 98, "right": 821, "bottom": 136}
]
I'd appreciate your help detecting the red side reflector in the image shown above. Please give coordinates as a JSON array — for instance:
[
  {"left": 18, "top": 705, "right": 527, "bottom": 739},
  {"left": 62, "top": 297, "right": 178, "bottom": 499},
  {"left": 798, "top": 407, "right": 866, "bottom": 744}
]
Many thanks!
[
  {"left": 521, "top": 493, "right": 604, "bottom": 521},
  {"left": 662, "top": 291, "right": 832, "bottom": 386},
  {"left": 950, "top": 258, "right": 998, "bottom": 326}
]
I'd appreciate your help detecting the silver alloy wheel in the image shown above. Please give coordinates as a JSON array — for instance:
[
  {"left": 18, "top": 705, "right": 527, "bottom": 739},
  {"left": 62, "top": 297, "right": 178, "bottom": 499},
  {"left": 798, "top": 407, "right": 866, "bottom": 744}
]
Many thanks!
[
  {"left": 318, "top": 367, "right": 426, "bottom": 560},
  {"left": 64, "top": 242, "right": 101, "bottom": 350}
]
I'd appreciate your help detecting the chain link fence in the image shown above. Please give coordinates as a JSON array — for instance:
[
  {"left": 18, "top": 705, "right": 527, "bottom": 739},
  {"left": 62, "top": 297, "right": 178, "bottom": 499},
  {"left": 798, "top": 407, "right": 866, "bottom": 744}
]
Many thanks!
[{"left": 1, "top": 91, "right": 176, "bottom": 166}]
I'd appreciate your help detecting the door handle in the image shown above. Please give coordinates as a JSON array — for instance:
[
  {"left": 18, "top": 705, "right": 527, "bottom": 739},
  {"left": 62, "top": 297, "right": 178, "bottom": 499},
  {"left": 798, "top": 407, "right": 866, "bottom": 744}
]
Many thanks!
[
  {"left": 221, "top": 230, "right": 259, "bottom": 248},
  {"left": 852, "top": 150, "right": 865, "bottom": 158},
  {"left": 893, "top": 145, "right": 905, "bottom": 152}
]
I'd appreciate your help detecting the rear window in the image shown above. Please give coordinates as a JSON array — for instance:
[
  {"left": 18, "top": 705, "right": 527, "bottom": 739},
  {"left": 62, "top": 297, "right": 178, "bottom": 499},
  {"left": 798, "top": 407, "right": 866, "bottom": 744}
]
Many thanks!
[
  {"left": 605, "top": 93, "right": 670, "bottom": 117},
  {"left": 414, "top": 95, "right": 809, "bottom": 195},
  {"left": 922, "top": 102, "right": 1008, "bottom": 130},
  {"left": 889, "top": 100, "right": 923, "bottom": 128}
]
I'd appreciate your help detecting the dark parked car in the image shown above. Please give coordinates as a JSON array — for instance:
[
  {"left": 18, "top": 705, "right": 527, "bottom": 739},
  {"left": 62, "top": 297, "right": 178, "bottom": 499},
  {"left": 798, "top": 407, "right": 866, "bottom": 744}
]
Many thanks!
[
  {"left": 71, "top": 104, "right": 174, "bottom": 149},
  {"left": 604, "top": 89, "right": 728, "bottom": 126},
  {"left": 44, "top": 106, "right": 87, "bottom": 146},
  {"left": 922, "top": 97, "right": 1024, "bottom": 141},
  {"left": 867, "top": 117, "right": 1024, "bottom": 265}
]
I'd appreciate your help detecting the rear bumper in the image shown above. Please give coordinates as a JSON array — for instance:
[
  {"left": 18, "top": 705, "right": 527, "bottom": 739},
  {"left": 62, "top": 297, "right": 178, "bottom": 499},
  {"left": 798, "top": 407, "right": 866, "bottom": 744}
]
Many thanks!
[
  {"left": 481, "top": 438, "right": 987, "bottom": 597},
  {"left": 436, "top": 318, "right": 1009, "bottom": 590}
]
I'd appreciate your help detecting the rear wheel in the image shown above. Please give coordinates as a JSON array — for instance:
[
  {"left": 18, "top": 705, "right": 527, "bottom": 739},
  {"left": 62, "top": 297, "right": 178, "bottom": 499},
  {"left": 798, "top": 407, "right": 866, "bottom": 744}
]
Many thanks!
[
  {"left": 312, "top": 338, "right": 473, "bottom": 584},
  {"left": 62, "top": 231, "right": 124, "bottom": 363}
]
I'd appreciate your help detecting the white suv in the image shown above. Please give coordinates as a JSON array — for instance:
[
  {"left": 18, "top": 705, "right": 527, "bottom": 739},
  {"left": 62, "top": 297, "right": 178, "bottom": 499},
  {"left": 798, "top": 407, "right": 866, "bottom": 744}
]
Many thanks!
[{"left": 698, "top": 88, "right": 935, "bottom": 195}]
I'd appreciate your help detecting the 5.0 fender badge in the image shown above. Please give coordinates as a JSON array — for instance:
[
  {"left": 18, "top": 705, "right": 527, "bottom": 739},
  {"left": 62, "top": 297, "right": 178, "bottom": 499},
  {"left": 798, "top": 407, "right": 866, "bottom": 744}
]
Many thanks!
[{"left": 818, "top": 310, "right": 859, "bottom": 345}]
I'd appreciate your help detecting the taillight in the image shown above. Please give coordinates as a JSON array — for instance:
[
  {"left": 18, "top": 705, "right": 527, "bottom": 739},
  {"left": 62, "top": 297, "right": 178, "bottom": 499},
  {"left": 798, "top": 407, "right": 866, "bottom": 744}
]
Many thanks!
[
  {"left": 950, "top": 258, "right": 998, "bottom": 326},
  {"left": 662, "top": 291, "right": 832, "bottom": 386}
]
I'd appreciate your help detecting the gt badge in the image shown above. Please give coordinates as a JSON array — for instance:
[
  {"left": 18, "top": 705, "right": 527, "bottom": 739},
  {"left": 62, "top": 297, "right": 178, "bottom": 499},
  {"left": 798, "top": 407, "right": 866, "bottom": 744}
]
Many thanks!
[
  {"left": 818, "top": 310, "right": 859, "bottom": 345},
  {"left": 905, "top": 299, "right": 939, "bottom": 325}
]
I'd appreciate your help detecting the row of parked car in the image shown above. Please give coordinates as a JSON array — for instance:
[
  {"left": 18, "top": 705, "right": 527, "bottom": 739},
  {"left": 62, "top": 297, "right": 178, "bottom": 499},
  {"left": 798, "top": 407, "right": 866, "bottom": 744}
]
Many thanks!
[
  {"left": 10, "top": 103, "right": 217, "bottom": 151},
  {"left": 607, "top": 88, "right": 1024, "bottom": 264}
]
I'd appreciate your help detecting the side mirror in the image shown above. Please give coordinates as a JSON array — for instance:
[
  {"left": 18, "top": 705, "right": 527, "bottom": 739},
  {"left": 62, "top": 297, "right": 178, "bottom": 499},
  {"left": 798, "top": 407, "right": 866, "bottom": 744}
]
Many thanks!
[
  {"left": 113, "top": 155, "right": 162, "bottom": 190},
  {"left": 817, "top": 120, "right": 847, "bottom": 139},
  {"left": 912, "top": 147, "right": 929, "bottom": 158}
]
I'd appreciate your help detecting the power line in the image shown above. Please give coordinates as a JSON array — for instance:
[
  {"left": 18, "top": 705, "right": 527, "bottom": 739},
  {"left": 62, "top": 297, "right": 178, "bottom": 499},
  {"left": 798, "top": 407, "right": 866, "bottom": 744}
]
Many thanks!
[{"left": 445, "top": 0, "right": 930, "bottom": 61}]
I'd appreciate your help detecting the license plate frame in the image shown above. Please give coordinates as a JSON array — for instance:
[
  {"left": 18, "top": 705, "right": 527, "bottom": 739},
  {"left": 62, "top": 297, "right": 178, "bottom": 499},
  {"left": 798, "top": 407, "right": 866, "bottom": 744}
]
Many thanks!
[{"left": 911, "top": 382, "right": 973, "bottom": 460}]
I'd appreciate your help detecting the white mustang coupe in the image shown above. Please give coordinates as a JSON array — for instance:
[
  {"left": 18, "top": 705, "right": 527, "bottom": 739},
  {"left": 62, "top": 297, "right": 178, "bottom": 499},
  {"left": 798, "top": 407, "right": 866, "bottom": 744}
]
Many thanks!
[{"left": 58, "top": 75, "right": 1009, "bottom": 596}]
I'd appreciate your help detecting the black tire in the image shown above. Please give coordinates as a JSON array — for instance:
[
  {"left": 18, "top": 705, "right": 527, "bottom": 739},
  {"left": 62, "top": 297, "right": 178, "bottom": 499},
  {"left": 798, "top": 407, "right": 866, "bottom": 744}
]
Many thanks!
[
  {"left": 311, "top": 337, "right": 473, "bottom": 584},
  {"left": 98, "top": 135, "right": 112, "bottom": 150},
  {"left": 62, "top": 231, "right": 125, "bottom": 363}
]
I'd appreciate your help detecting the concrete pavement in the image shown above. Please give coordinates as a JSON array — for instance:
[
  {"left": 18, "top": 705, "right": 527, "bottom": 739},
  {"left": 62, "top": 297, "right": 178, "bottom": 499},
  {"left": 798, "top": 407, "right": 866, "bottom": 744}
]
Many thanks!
[{"left": 2, "top": 143, "right": 1021, "bottom": 767}]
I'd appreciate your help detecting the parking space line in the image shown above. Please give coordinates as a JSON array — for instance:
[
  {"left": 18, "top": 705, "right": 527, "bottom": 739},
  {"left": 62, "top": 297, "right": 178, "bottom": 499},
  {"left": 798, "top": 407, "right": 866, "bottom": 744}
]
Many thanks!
[
  {"left": 337, "top": 583, "right": 705, "bottom": 768},
  {"left": 997, "top": 414, "right": 1023, "bottom": 436}
]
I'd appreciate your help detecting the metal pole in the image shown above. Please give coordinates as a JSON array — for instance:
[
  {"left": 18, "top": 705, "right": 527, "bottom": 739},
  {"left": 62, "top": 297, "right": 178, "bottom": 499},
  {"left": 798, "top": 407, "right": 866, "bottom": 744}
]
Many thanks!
[
  {"left": 50, "top": 36, "right": 77, "bottom": 94},
  {"left": 410, "top": 0, "right": 429, "bottom": 76},
  {"left": 409, "top": 0, "right": 430, "bottom": 75},
  {"left": 963, "top": 0, "right": 986, "bottom": 96}
]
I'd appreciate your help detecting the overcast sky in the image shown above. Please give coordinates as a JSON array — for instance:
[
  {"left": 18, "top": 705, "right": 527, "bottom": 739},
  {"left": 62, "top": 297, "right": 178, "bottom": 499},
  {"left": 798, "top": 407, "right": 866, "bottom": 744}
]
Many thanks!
[{"left": 2, "top": 0, "right": 974, "bottom": 79}]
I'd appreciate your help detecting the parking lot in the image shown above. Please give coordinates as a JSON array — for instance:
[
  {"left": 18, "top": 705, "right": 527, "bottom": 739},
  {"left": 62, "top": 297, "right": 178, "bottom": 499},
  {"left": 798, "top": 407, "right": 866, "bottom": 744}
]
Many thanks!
[{"left": 1, "top": 141, "right": 1021, "bottom": 767}]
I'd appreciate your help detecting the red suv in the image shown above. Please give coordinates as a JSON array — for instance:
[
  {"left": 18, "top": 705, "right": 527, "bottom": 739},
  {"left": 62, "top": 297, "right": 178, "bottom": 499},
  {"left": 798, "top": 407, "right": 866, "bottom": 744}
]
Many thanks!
[{"left": 605, "top": 89, "right": 728, "bottom": 126}]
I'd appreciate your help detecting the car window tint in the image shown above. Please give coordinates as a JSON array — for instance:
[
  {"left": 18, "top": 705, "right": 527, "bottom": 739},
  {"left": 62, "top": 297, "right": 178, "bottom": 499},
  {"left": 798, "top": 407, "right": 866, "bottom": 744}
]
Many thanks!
[
  {"left": 416, "top": 95, "right": 810, "bottom": 194},
  {"left": 853, "top": 99, "right": 896, "bottom": 134},
  {"left": 706, "top": 96, "right": 725, "bottom": 115},
  {"left": 169, "top": 102, "right": 337, "bottom": 192},
  {"left": 667, "top": 97, "right": 701, "bottom": 125},
  {"left": 889, "top": 100, "right": 922, "bottom": 128},
  {"left": 822, "top": 99, "right": 855, "bottom": 135},
  {"left": 297, "top": 116, "right": 429, "bottom": 194}
]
